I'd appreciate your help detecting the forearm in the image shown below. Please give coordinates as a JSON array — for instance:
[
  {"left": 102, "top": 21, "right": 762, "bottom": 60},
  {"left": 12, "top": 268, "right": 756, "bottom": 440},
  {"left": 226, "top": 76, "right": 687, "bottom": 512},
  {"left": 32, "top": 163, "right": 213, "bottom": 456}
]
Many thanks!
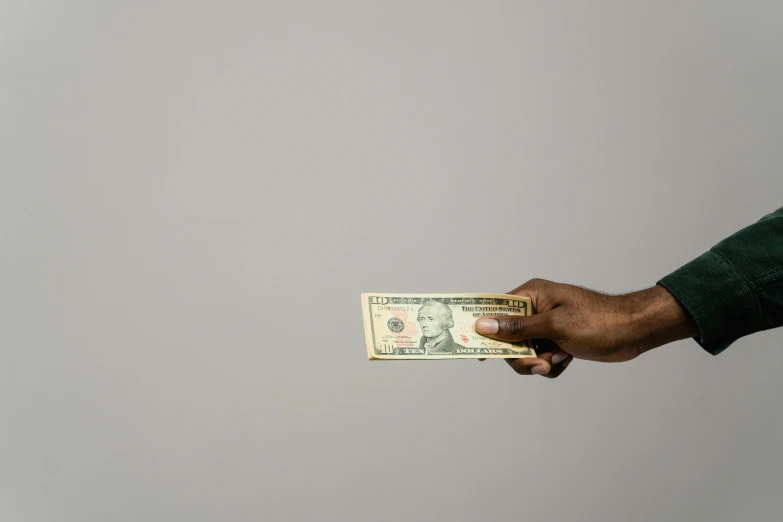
[{"left": 621, "top": 285, "right": 700, "bottom": 355}]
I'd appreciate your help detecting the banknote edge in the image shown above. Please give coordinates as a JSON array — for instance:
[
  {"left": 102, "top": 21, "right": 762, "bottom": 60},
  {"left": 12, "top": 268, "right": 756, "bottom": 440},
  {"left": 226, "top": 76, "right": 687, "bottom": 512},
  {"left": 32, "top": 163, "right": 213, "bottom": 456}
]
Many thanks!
[
  {"left": 360, "top": 293, "right": 375, "bottom": 360},
  {"left": 368, "top": 353, "right": 537, "bottom": 360}
]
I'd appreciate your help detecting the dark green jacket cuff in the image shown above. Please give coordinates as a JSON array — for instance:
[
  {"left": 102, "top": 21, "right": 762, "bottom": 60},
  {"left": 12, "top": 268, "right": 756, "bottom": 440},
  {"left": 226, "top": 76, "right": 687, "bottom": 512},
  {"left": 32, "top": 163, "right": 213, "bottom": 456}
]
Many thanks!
[{"left": 657, "top": 251, "right": 761, "bottom": 355}]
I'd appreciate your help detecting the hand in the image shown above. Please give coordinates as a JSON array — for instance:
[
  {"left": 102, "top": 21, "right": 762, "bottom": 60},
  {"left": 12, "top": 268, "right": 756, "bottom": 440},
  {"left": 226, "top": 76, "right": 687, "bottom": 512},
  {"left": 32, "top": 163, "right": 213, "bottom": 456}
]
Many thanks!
[{"left": 475, "top": 279, "right": 699, "bottom": 378}]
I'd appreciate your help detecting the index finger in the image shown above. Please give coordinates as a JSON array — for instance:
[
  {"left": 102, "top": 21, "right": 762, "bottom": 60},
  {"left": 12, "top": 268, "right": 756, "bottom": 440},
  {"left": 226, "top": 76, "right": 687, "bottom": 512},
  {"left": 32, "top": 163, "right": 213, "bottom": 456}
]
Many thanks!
[{"left": 505, "top": 357, "right": 551, "bottom": 375}]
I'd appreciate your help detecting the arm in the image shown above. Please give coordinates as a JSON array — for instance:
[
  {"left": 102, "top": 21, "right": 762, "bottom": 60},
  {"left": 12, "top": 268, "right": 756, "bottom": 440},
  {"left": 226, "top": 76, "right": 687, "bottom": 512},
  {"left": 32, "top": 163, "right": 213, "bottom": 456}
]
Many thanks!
[
  {"left": 657, "top": 205, "right": 783, "bottom": 355},
  {"left": 475, "top": 206, "right": 783, "bottom": 377}
]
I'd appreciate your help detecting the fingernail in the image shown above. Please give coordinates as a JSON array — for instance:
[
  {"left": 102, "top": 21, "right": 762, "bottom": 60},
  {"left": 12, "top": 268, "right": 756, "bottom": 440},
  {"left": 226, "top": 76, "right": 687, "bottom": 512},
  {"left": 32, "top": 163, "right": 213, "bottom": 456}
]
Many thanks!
[
  {"left": 476, "top": 318, "right": 498, "bottom": 335},
  {"left": 531, "top": 365, "right": 549, "bottom": 375},
  {"left": 561, "top": 358, "right": 571, "bottom": 369},
  {"left": 551, "top": 352, "right": 568, "bottom": 365}
]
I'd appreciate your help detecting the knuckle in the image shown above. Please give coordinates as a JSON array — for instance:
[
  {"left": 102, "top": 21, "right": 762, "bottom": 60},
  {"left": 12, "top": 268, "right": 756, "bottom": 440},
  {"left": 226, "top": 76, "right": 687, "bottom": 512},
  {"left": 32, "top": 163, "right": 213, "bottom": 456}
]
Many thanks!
[{"left": 503, "top": 317, "right": 525, "bottom": 337}]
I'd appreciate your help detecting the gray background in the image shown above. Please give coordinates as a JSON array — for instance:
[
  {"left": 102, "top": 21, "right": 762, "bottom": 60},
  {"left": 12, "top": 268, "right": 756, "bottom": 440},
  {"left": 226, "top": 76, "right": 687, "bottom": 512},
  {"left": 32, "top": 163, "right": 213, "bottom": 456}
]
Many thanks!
[{"left": 2, "top": 1, "right": 782, "bottom": 521}]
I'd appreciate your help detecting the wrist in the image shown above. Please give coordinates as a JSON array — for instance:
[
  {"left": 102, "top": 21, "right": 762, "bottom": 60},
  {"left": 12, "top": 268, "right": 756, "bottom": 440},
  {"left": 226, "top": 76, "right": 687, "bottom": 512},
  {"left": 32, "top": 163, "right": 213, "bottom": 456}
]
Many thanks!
[{"left": 622, "top": 284, "right": 699, "bottom": 354}]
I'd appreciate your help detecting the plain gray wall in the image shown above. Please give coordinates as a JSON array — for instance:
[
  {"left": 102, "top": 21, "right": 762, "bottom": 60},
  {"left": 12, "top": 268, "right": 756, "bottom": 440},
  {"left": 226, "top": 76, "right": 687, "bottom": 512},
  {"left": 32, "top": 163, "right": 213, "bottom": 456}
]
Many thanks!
[{"left": 2, "top": 1, "right": 782, "bottom": 521}]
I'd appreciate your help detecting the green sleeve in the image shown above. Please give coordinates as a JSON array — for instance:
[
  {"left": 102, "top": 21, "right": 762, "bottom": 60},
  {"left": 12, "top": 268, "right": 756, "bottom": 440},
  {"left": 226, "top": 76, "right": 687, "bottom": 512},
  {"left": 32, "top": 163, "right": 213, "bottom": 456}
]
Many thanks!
[{"left": 657, "top": 205, "right": 783, "bottom": 355}]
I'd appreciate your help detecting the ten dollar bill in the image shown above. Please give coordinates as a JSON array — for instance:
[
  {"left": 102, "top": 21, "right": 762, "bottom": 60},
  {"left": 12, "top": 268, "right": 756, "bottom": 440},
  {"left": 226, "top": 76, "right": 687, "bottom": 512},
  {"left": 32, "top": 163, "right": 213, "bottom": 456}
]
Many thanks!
[{"left": 361, "top": 293, "right": 537, "bottom": 360}]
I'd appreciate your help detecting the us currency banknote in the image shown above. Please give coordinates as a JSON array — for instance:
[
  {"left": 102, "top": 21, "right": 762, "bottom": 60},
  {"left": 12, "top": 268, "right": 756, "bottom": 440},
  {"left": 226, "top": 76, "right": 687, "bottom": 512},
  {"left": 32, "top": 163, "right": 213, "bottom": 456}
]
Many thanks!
[{"left": 361, "top": 293, "right": 537, "bottom": 360}]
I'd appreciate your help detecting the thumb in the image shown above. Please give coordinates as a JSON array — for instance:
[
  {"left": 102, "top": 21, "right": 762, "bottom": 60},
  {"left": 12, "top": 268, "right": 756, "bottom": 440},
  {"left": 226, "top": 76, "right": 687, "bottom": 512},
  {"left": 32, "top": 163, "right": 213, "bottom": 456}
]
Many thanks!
[{"left": 475, "top": 312, "right": 556, "bottom": 342}]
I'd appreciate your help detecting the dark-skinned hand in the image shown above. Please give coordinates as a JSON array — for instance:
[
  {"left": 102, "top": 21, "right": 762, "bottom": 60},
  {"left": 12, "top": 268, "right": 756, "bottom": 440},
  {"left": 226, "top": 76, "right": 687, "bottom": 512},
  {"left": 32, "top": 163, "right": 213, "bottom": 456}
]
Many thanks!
[{"left": 475, "top": 279, "right": 699, "bottom": 378}]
